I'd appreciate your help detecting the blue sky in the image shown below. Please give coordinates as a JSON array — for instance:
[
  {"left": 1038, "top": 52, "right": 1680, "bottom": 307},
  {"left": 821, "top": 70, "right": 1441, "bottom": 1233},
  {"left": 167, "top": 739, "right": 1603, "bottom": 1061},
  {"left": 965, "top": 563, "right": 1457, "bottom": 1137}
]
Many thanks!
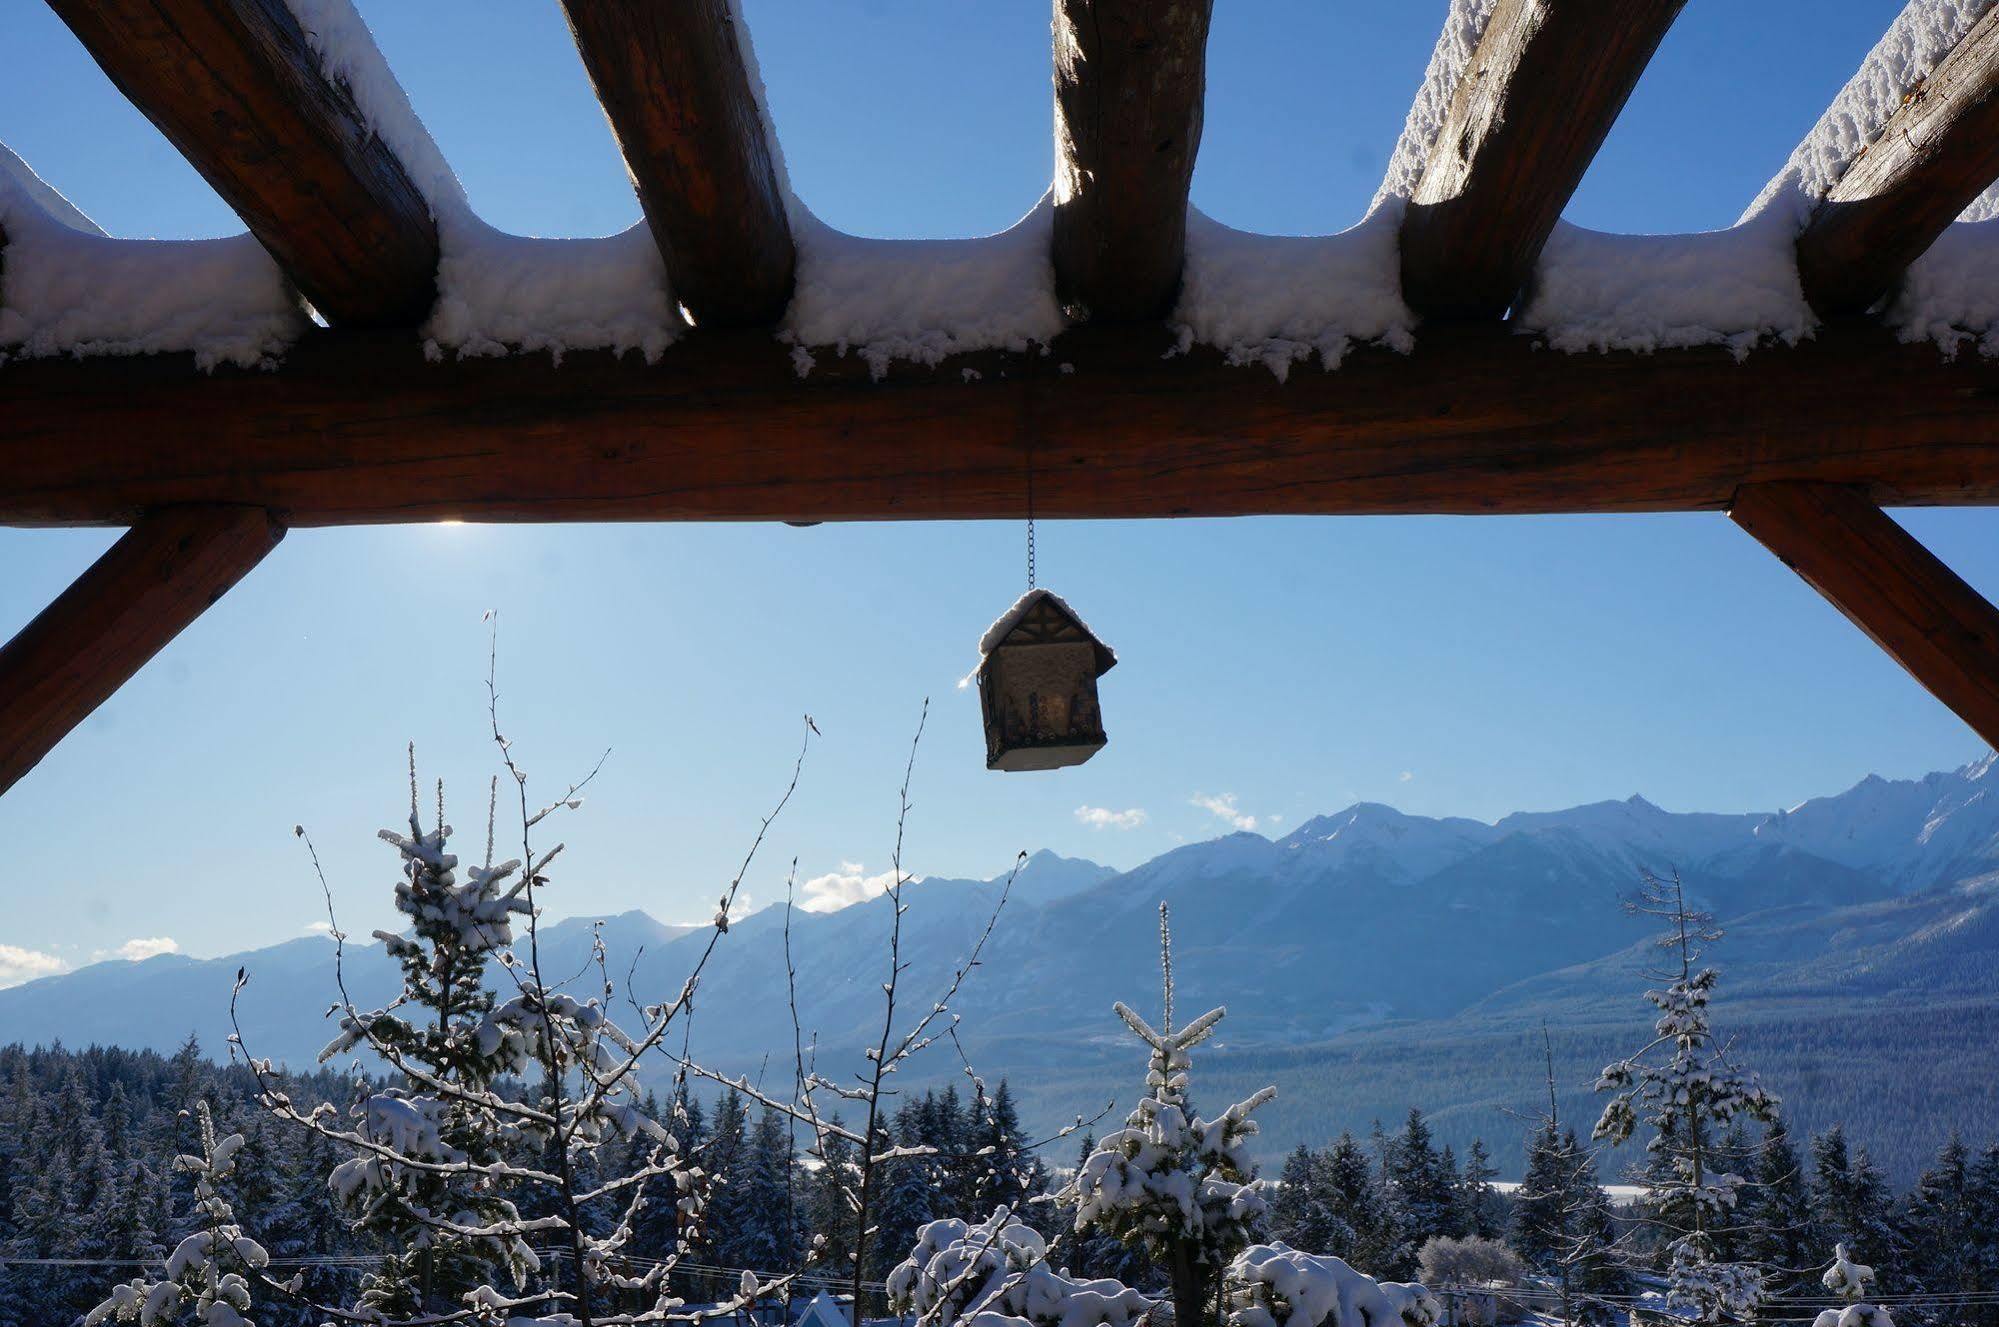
[{"left": 2, "top": 0, "right": 1994, "bottom": 978}]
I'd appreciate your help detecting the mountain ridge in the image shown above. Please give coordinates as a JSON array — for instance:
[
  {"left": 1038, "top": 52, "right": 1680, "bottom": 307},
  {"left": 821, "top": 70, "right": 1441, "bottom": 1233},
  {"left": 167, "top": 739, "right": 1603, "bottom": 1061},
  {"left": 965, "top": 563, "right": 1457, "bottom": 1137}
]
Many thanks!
[{"left": 7, "top": 757, "right": 1999, "bottom": 1177}]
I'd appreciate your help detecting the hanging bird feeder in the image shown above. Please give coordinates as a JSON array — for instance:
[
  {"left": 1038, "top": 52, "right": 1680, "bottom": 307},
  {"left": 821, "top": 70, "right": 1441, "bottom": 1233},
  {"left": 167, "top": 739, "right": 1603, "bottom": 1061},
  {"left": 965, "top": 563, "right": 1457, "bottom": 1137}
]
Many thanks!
[{"left": 976, "top": 588, "right": 1116, "bottom": 771}]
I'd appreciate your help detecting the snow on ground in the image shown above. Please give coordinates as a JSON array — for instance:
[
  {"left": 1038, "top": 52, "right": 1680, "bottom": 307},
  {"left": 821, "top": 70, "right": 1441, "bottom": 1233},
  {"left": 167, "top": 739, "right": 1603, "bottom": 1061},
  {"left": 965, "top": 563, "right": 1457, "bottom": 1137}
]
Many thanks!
[{"left": 0, "top": 144, "right": 306, "bottom": 370}]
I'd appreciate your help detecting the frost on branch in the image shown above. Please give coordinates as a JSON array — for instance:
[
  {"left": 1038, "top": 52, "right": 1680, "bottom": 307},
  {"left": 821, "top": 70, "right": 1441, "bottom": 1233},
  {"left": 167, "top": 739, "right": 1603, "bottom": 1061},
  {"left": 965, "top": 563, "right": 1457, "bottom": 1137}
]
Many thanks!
[
  {"left": 86, "top": 1104, "right": 268, "bottom": 1327},
  {"left": 886, "top": 1208, "right": 1152, "bottom": 1327},
  {"left": 1224, "top": 1244, "right": 1439, "bottom": 1327},
  {"left": 1065, "top": 903, "right": 1274, "bottom": 1327},
  {"left": 1814, "top": 1243, "right": 1894, "bottom": 1327}
]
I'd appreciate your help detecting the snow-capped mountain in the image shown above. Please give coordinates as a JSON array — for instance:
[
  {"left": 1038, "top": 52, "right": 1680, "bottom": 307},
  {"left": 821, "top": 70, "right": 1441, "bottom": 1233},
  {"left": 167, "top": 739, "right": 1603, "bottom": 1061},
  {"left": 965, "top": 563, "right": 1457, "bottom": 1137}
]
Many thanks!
[
  {"left": 6, "top": 758, "right": 1999, "bottom": 1173},
  {"left": 1753, "top": 752, "right": 1999, "bottom": 891}
]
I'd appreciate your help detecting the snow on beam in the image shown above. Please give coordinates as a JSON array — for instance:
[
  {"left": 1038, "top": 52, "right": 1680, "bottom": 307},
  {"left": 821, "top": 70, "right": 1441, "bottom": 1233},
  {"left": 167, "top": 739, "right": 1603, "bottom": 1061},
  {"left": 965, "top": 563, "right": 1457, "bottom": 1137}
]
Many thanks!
[
  {"left": 559, "top": 0, "right": 794, "bottom": 329},
  {"left": 1398, "top": 0, "right": 1686, "bottom": 322},
  {"left": 1730, "top": 481, "right": 1999, "bottom": 751},
  {"left": 1052, "top": 0, "right": 1215, "bottom": 322},
  {"left": 1795, "top": 6, "right": 1999, "bottom": 317},
  {"left": 0, "top": 506, "right": 284, "bottom": 795},
  {"left": 8, "top": 321, "right": 1999, "bottom": 525},
  {"left": 46, "top": 0, "right": 438, "bottom": 328}
]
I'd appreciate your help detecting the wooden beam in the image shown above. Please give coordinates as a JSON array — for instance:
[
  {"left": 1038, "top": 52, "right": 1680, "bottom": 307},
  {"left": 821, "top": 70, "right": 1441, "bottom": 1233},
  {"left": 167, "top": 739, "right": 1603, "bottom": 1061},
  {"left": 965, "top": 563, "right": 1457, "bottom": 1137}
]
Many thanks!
[
  {"left": 1399, "top": 0, "right": 1686, "bottom": 322},
  {"left": 46, "top": 0, "right": 438, "bottom": 327},
  {"left": 0, "top": 507, "right": 283, "bottom": 794},
  {"left": 1052, "top": 0, "right": 1215, "bottom": 322},
  {"left": 6, "top": 322, "right": 1999, "bottom": 525},
  {"left": 1796, "top": 6, "right": 1999, "bottom": 316},
  {"left": 559, "top": 0, "right": 793, "bottom": 328},
  {"left": 1730, "top": 481, "right": 1999, "bottom": 750}
]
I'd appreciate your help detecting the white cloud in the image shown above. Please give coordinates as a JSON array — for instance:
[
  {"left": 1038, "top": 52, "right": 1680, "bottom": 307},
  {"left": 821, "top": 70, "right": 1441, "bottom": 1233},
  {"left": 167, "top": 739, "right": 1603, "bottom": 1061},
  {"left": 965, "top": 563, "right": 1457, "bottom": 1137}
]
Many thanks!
[
  {"left": 114, "top": 937, "right": 180, "bottom": 962},
  {"left": 1266, "top": 813, "right": 1284, "bottom": 825},
  {"left": 0, "top": 943, "right": 68, "bottom": 989},
  {"left": 1399, "top": 771, "right": 1415, "bottom": 783},
  {"left": 1075, "top": 805, "right": 1148, "bottom": 831},
  {"left": 304, "top": 920, "right": 335, "bottom": 936},
  {"left": 799, "top": 862, "right": 911, "bottom": 914},
  {"left": 1192, "top": 793, "right": 1259, "bottom": 832}
]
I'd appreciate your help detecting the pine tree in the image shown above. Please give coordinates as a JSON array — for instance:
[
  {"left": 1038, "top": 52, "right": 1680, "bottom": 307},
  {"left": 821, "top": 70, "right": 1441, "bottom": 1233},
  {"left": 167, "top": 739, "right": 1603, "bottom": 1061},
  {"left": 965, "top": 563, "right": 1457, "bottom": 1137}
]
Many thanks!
[
  {"left": 315, "top": 765, "right": 539, "bottom": 1319},
  {"left": 1388, "top": 1109, "right": 1461, "bottom": 1248},
  {"left": 1742, "top": 1117, "right": 1814, "bottom": 1298},
  {"left": 1065, "top": 904, "right": 1273, "bottom": 1327},
  {"left": 1459, "top": 1138, "right": 1501, "bottom": 1241},
  {"left": 1270, "top": 1144, "right": 1352, "bottom": 1256},
  {"left": 807, "top": 1113, "right": 860, "bottom": 1285},
  {"left": 1592, "top": 869, "right": 1779, "bottom": 1322},
  {"left": 703, "top": 1088, "right": 753, "bottom": 1268},
  {"left": 1320, "top": 1132, "right": 1397, "bottom": 1274},
  {"left": 867, "top": 1100, "right": 940, "bottom": 1285},
  {"left": 1900, "top": 1135, "right": 1977, "bottom": 1320}
]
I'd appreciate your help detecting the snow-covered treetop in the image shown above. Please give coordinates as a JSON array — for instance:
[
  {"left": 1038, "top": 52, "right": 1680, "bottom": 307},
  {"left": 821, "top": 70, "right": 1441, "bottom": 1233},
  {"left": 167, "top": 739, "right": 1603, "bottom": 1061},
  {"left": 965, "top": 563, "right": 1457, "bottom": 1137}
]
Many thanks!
[
  {"left": 1814, "top": 1245, "right": 1895, "bottom": 1327},
  {"left": 1226, "top": 1244, "right": 1439, "bottom": 1327},
  {"left": 885, "top": 1208, "right": 1153, "bottom": 1327}
]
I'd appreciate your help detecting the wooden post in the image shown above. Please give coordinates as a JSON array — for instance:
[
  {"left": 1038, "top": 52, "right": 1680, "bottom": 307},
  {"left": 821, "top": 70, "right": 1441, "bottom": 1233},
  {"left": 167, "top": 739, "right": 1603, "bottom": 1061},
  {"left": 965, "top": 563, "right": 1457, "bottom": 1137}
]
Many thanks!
[
  {"left": 1052, "top": 0, "right": 1215, "bottom": 322},
  {"left": 47, "top": 0, "right": 439, "bottom": 327},
  {"left": 1730, "top": 481, "right": 1999, "bottom": 750},
  {"left": 0, "top": 507, "right": 284, "bottom": 794},
  {"left": 1797, "top": 5, "right": 1999, "bottom": 316},
  {"left": 559, "top": 0, "right": 795, "bottom": 328},
  {"left": 1399, "top": 0, "right": 1685, "bottom": 321}
]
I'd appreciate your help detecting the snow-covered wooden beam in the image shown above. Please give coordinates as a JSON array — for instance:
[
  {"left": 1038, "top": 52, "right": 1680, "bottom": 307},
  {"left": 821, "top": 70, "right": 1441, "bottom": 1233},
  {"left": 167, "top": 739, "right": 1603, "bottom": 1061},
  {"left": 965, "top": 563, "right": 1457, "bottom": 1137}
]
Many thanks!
[
  {"left": 6, "top": 322, "right": 1999, "bottom": 525},
  {"left": 0, "top": 506, "right": 283, "bottom": 794},
  {"left": 1795, "top": 5, "right": 1999, "bottom": 317},
  {"left": 1730, "top": 481, "right": 1999, "bottom": 750},
  {"left": 46, "top": 0, "right": 438, "bottom": 327},
  {"left": 1399, "top": 0, "right": 1686, "bottom": 321},
  {"left": 1052, "top": 0, "right": 1215, "bottom": 322},
  {"left": 559, "top": 0, "right": 794, "bottom": 328}
]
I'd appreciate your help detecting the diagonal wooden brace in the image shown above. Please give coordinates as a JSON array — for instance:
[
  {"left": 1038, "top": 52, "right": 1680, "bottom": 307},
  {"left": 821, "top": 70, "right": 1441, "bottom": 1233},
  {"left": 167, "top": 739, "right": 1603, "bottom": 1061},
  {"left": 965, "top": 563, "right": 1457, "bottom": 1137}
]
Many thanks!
[
  {"left": 0, "top": 506, "right": 284, "bottom": 794},
  {"left": 1730, "top": 480, "right": 1999, "bottom": 750}
]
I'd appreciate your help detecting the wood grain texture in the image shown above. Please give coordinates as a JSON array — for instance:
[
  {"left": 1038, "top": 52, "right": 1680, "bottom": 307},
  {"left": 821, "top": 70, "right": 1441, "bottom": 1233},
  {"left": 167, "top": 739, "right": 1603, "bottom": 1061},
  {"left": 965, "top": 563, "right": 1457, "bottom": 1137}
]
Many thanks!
[
  {"left": 7, "top": 322, "right": 1999, "bottom": 526},
  {"left": 559, "top": 0, "right": 792, "bottom": 328},
  {"left": 1730, "top": 481, "right": 1999, "bottom": 750},
  {"left": 1399, "top": 0, "right": 1685, "bottom": 322},
  {"left": 1796, "top": 5, "right": 1999, "bottom": 316},
  {"left": 1052, "top": 0, "right": 1215, "bottom": 322},
  {"left": 0, "top": 506, "right": 283, "bottom": 793},
  {"left": 46, "top": 0, "right": 438, "bottom": 327}
]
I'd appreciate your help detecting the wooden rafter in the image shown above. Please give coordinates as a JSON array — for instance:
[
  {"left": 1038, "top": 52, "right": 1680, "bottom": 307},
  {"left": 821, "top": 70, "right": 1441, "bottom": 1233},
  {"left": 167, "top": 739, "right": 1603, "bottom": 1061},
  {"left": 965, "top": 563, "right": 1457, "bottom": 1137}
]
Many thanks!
[
  {"left": 559, "top": 0, "right": 793, "bottom": 328},
  {"left": 1730, "top": 481, "right": 1999, "bottom": 750},
  {"left": 47, "top": 0, "right": 439, "bottom": 327},
  {"left": 1795, "top": 5, "right": 1999, "bottom": 317},
  {"left": 0, "top": 506, "right": 284, "bottom": 794},
  {"left": 1399, "top": 0, "right": 1686, "bottom": 321},
  {"left": 5, "top": 321, "right": 1999, "bottom": 526},
  {"left": 1051, "top": 0, "right": 1215, "bottom": 322}
]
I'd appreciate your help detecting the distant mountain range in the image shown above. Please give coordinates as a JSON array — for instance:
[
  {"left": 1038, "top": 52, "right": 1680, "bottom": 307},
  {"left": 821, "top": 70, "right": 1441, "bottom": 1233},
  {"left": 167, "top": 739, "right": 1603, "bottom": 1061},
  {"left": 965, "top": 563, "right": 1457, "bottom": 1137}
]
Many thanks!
[{"left": 8, "top": 755, "right": 1999, "bottom": 1180}]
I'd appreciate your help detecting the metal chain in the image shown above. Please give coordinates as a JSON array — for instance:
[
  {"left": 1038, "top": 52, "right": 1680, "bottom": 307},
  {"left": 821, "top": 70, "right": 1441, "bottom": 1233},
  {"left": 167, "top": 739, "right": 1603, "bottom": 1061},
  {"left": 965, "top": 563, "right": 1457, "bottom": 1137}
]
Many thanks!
[{"left": 1025, "top": 441, "right": 1036, "bottom": 591}]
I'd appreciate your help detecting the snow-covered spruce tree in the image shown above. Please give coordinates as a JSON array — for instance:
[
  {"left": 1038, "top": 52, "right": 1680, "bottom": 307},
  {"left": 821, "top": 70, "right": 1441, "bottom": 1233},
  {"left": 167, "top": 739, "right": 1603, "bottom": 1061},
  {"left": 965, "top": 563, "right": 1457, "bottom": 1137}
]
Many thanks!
[
  {"left": 1065, "top": 903, "right": 1275, "bottom": 1327},
  {"left": 1591, "top": 869, "right": 1778, "bottom": 1323},
  {"left": 886, "top": 1208, "right": 1153, "bottom": 1327},
  {"left": 1816, "top": 1244, "right": 1894, "bottom": 1327},
  {"left": 86, "top": 1103, "right": 270, "bottom": 1327},
  {"left": 225, "top": 699, "right": 815, "bottom": 1327},
  {"left": 312, "top": 754, "right": 539, "bottom": 1317}
]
